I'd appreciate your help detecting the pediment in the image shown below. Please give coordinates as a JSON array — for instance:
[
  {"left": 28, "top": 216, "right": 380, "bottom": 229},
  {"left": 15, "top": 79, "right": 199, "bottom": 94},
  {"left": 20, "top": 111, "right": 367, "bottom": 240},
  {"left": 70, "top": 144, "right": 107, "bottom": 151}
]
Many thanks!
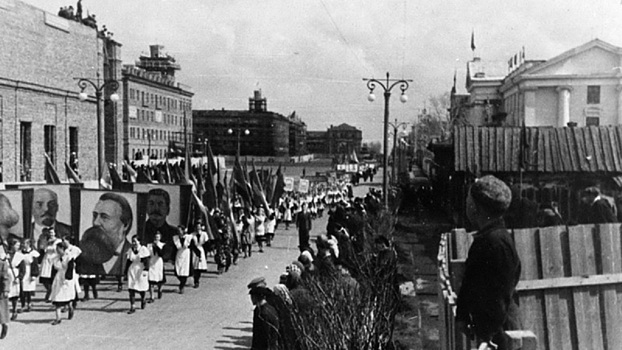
[{"left": 527, "top": 40, "right": 622, "bottom": 76}]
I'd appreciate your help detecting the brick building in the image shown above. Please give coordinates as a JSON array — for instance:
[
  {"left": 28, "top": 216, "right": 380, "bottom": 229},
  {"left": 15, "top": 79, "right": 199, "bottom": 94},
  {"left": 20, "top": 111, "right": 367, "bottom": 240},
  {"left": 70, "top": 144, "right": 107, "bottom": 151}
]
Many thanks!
[
  {"left": 0, "top": 0, "right": 108, "bottom": 182},
  {"left": 122, "top": 45, "right": 194, "bottom": 160},
  {"left": 193, "top": 90, "right": 293, "bottom": 157}
]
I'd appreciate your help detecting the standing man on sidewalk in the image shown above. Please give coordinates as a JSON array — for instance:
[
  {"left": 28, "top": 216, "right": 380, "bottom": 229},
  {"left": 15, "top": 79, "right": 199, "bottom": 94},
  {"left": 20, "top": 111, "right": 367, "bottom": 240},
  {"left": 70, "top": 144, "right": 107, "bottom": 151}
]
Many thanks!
[
  {"left": 456, "top": 175, "right": 521, "bottom": 350},
  {"left": 295, "top": 202, "right": 312, "bottom": 252}
]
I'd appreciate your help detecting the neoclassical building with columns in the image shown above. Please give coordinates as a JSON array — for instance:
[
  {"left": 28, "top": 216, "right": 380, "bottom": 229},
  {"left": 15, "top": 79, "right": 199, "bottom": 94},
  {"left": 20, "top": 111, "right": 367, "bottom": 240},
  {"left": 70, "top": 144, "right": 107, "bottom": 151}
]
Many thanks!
[{"left": 453, "top": 39, "right": 622, "bottom": 128}]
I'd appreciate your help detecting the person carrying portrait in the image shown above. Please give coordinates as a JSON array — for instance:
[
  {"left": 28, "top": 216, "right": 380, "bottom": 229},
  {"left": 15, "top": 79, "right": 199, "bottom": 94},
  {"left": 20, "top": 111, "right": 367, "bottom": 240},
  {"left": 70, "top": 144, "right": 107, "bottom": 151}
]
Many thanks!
[
  {"left": 125, "top": 236, "right": 150, "bottom": 314},
  {"left": 191, "top": 221, "right": 208, "bottom": 289},
  {"left": 147, "top": 232, "right": 166, "bottom": 302},
  {"left": 50, "top": 241, "right": 80, "bottom": 325},
  {"left": 6, "top": 239, "right": 23, "bottom": 321},
  {"left": 20, "top": 239, "right": 39, "bottom": 312},
  {"left": 456, "top": 175, "right": 522, "bottom": 350},
  {"left": 173, "top": 226, "right": 193, "bottom": 294},
  {"left": 39, "top": 228, "right": 61, "bottom": 302}
]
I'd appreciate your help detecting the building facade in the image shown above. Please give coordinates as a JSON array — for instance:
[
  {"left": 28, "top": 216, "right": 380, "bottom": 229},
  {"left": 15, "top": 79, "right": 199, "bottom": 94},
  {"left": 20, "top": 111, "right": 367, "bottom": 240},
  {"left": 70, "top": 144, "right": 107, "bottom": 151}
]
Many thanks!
[
  {"left": 452, "top": 39, "right": 622, "bottom": 128},
  {"left": 326, "top": 123, "right": 363, "bottom": 155},
  {"left": 193, "top": 90, "right": 291, "bottom": 157},
  {"left": 122, "top": 45, "right": 194, "bottom": 161},
  {"left": 0, "top": 0, "right": 107, "bottom": 182}
]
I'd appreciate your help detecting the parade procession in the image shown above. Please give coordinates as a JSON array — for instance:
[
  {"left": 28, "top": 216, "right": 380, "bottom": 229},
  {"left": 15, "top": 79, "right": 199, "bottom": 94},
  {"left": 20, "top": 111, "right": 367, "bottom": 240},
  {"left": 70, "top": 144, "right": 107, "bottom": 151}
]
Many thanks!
[{"left": 8, "top": 0, "right": 622, "bottom": 349}]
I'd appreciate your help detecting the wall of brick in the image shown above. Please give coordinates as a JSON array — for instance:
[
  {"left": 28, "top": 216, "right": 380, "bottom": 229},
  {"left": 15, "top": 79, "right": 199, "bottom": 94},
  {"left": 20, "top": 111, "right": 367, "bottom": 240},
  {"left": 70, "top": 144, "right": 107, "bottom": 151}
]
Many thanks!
[{"left": 0, "top": 0, "right": 103, "bottom": 182}]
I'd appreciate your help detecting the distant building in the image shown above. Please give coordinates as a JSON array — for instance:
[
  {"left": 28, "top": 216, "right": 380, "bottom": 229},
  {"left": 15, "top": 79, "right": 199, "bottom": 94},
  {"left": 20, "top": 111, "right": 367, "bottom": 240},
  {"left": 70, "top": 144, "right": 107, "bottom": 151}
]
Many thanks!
[
  {"left": 288, "top": 112, "right": 307, "bottom": 156},
  {"left": 327, "top": 123, "right": 362, "bottom": 155},
  {"left": 452, "top": 39, "right": 622, "bottom": 128},
  {"left": 122, "top": 45, "right": 194, "bottom": 160},
  {"left": 0, "top": 0, "right": 107, "bottom": 182},
  {"left": 193, "top": 90, "right": 291, "bottom": 157},
  {"left": 306, "top": 131, "right": 328, "bottom": 154}
]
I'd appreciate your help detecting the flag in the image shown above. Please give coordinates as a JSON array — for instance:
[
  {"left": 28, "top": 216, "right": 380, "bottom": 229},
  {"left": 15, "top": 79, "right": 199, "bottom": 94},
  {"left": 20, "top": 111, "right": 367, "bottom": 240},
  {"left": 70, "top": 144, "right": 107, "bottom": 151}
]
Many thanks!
[
  {"left": 99, "top": 162, "right": 112, "bottom": 190},
  {"left": 451, "top": 69, "right": 457, "bottom": 95},
  {"left": 123, "top": 160, "right": 137, "bottom": 183},
  {"left": 44, "top": 154, "right": 61, "bottom": 184},
  {"left": 271, "top": 164, "right": 285, "bottom": 207},
  {"left": 203, "top": 161, "right": 218, "bottom": 210},
  {"left": 206, "top": 141, "right": 217, "bottom": 175},
  {"left": 470, "top": 29, "right": 475, "bottom": 51},
  {"left": 64, "top": 161, "right": 81, "bottom": 183},
  {"left": 108, "top": 163, "right": 125, "bottom": 190},
  {"left": 250, "top": 160, "right": 270, "bottom": 209},
  {"left": 232, "top": 154, "right": 252, "bottom": 206}
]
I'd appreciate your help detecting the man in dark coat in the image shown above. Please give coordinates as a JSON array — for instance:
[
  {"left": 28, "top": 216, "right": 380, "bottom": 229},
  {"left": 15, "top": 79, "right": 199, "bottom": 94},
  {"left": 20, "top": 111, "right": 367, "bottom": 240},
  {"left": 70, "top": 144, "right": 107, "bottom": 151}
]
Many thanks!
[
  {"left": 249, "top": 286, "right": 279, "bottom": 350},
  {"left": 456, "top": 175, "right": 521, "bottom": 350},
  {"left": 295, "top": 202, "right": 312, "bottom": 252},
  {"left": 581, "top": 186, "right": 617, "bottom": 224}
]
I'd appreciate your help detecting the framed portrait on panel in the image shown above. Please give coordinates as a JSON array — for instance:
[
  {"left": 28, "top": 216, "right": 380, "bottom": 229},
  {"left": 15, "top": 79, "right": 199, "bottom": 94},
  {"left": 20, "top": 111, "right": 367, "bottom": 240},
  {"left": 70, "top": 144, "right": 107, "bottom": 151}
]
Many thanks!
[
  {"left": 0, "top": 189, "right": 31, "bottom": 242},
  {"left": 71, "top": 189, "right": 147, "bottom": 276},
  {"left": 15, "top": 184, "right": 76, "bottom": 244}
]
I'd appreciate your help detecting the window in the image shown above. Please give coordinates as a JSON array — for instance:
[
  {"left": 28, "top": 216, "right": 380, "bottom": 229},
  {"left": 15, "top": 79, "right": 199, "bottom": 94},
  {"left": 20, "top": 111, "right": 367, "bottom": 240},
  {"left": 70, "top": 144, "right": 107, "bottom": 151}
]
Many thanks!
[
  {"left": 130, "top": 89, "right": 135, "bottom": 100},
  {"left": 587, "top": 85, "right": 600, "bottom": 104},
  {"left": 20, "top": 122, "right": 32, "bottom": 181},
  {"left": 69, "top": 127, "right": 78, "bottom": 154},
  {"left": 44, "top": 125, "right": 56, "bottom": 164},
  {"left": 586, "top": 117, "right": 600, "bottom": 126},
  {"left": 141, "top": 91, "right": 145, "bottom": 105}
]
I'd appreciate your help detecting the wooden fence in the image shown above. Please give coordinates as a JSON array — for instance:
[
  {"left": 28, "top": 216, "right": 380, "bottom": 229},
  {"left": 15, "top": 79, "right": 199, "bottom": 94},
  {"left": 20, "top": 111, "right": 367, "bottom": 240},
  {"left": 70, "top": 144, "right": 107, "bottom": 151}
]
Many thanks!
[{"left": 439, "top": 223, "right": 622, "bottom": 350}]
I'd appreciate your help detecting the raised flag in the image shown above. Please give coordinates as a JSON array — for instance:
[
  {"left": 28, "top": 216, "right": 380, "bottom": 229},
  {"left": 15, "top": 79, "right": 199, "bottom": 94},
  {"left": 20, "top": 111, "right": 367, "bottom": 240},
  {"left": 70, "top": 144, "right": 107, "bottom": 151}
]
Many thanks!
[
  {"left": 65, "top": 161, "right": 81, "bottom": 183},
  {"left": 470, "top": 29, "right": 475, "bottom": 51},
  {"left": 44, "top": 153, "right": 61, "bottom": 184}
]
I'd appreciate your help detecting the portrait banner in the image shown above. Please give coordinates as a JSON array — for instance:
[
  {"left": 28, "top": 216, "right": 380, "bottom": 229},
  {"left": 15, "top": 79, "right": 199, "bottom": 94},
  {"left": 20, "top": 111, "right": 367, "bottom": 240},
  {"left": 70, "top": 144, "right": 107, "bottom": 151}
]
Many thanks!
[
  {"left": 14, "top": 184, "right": 77, "bottom": 244},
  {"left": 298, "top": 179, "right": 310, "bottom": 194},
  {"left": 71, "top": 189, "right": 148, "bottom": 276},
  {"left": 284, "top": 177, "right": 294, "bottom": 192},
  {"left": 0, "top": 189, "right": 32, "bottom": 242}
]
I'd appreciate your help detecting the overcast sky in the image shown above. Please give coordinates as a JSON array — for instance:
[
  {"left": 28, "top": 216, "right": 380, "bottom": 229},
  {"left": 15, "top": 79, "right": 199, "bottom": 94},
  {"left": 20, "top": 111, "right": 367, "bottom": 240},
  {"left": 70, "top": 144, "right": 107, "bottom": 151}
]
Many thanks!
[{"left": 26, "top": 0, "right": 622, "bottom": 142}]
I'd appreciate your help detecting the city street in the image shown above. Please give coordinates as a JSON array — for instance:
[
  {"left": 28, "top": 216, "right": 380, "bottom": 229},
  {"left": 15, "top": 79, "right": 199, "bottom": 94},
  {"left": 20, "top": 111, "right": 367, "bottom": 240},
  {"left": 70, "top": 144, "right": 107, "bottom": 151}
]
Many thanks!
[{"left": 7, "top": 217, "right": 326, "bottom": 350}]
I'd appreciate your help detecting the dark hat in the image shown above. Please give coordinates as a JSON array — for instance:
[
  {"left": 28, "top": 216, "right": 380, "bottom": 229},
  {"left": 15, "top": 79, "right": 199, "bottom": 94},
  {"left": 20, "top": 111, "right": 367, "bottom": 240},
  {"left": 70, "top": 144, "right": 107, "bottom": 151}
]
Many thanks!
[
  {"left": 249, "top": 286, "right": 271, "bottom": 297},
  {"left": 470, "top": 175, "right": 511, "bottom": 216},
  {"left": 247, "top": 276, "right": 267, "bottom": 289}
]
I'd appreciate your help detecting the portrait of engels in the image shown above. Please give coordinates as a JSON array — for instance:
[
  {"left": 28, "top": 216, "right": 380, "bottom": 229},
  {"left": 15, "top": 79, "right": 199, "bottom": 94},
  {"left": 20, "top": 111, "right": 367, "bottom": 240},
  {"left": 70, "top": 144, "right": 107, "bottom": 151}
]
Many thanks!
[
  {"left": 32, "top": 188, "right": 73, "bottom": 250},
  {"left": 78, "top": 192, "right": 134, "bottom": 275}
]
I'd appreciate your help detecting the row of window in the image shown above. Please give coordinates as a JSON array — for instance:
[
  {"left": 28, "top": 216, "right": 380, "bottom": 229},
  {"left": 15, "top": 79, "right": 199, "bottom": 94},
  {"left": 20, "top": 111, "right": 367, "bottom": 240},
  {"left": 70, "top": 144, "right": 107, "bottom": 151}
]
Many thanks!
[
  {"left": 128, "top": 88, "right": 191, "bottom": 112},
  {"left": 129, "top": 127, "right": 186, "bottom": 142},
  {"left": 134, "top": 108, "right": 190, "bottom": 127},
  {"left": 19, "top": 122, "right": 79, "bottom": 181}
]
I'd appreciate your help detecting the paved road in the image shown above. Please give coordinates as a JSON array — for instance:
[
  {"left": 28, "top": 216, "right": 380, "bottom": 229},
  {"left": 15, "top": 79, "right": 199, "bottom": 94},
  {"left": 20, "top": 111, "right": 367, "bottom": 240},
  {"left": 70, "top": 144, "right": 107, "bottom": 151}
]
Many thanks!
[{"left": 7, "top": 218, "right": 325, "bottom": 350}]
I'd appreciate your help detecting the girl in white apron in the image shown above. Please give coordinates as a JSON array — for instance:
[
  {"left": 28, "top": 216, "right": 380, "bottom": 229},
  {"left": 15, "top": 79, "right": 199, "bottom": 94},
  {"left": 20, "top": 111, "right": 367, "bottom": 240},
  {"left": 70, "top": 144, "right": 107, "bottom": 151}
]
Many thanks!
[
  {"left": 39, "top": 229, "right": 61, "bottom": 302},
  {"left": 20, "top": 239, "right": 39, "bottom": 312},
  {"left": 7, "top": 240, "right": 23, "bottom": 321},
  {"left": 173, "top": 226, "right": 192, "bottom": 294},
  {"left": 125, "top": 236, "right": 150, "bottom": 314},
  {"left": 147, "top": 232, "right": 165, "bottom": 302},
  {"left": 50, "top": 242, "right": 79, "bottom": 325},
  {"left": 191, "top": 223, "right": 208, "bottom": 288}
]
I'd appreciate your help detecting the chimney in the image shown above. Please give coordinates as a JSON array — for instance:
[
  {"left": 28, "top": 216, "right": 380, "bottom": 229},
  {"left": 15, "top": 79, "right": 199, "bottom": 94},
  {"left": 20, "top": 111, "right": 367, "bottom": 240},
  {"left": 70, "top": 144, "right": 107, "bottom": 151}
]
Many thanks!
[{"left": 150, "top": 45, "right": 164, "bottom": 58}]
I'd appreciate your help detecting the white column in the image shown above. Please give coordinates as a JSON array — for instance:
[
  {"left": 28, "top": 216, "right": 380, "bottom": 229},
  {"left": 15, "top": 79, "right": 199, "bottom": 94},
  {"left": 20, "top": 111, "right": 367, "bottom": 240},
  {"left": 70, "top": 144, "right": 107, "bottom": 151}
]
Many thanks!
[
  {"left": 557, "top": 86, "right": 571, "bottom": 127},
  {"left": 616, "top": 85, "right": 622, "bottom": 125}
]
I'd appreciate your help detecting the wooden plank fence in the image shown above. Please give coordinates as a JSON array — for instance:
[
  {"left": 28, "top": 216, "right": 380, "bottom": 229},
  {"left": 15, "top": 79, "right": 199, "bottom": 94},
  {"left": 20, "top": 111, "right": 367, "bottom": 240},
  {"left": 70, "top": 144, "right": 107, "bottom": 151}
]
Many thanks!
[{"left": 439, "top": 223, "right": 622, "bottom": 350}]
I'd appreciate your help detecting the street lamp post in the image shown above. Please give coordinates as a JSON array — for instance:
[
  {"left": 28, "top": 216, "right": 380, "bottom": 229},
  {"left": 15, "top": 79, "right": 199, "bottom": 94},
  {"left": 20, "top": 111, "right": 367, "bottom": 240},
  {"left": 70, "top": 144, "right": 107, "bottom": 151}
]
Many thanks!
[
  {"left": 76, "top": 75, "right": 119, "bottom": 180},
  {"left": 388, "top": 119, "right": 410, "bottom": 184},
  {"left": 228, "top": 127, "right": 250, "bottom": 155},
  {"left": 364, "top": 72, "right": 412, "bottom": 209}
]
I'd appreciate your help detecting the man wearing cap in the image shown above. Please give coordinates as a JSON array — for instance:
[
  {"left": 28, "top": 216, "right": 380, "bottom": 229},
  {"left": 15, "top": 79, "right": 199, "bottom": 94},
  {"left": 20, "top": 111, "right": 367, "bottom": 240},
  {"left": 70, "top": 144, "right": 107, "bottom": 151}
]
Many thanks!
[
  {"left": 247, "top": 277, "right": 267, "bottom": 290},
  {"left": 581, "top": 186, "right": 617, "bottom": 224},
  {"left": 456, "top": 175, "right": 521, "bottom": 350},
  {"left": 249, "top": 286, "right": 279, "bottom": 350}
]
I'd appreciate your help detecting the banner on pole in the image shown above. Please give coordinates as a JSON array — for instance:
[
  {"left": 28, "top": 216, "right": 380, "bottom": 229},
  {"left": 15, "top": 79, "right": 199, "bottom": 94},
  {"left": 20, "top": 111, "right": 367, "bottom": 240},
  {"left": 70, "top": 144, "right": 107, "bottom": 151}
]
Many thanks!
[
  {"left": 284, "top": 177, "right": 294, "bottom": 192},
  {"left": 298, "top": 179, "right": 309, "bottom": 193}
]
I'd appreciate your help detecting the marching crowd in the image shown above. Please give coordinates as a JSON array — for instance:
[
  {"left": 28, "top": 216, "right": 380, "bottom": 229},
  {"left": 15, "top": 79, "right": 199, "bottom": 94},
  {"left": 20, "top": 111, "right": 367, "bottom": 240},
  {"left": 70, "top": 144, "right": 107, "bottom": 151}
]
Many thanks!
[{"left": 0, "top": 179, "right": 386, "bottom": 344}]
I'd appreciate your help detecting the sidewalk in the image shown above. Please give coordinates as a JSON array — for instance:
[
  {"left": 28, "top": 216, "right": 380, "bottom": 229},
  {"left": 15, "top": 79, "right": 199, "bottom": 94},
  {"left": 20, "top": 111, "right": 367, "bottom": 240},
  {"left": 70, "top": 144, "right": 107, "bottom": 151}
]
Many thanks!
[{"left": 5, "top": 221, "right": 313, "bottom": 350}]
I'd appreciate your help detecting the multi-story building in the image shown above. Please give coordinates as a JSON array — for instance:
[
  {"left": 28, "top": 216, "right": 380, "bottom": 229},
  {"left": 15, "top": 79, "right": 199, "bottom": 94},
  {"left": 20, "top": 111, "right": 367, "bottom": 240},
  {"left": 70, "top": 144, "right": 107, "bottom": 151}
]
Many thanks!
[
  {"left": 0, "top": 0, "right": 110, "bottom": 182},
  {"left": 452, "top": 39, "right": 622, "bottom": 128},
  {"left": 122, "top": 45, "right": 194, "bottom": 160},
  {"left": 193, "top": 90, "right": 292, "bottom": 157},
  {"left": 327, "top": 123, "right": 362, "bottom": 155},
  {"left": 288, "top": 112, "right": 307, "bottom": 156},
  {"left": 306, "top": 131, "right": 328, "bottom": 154}
]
